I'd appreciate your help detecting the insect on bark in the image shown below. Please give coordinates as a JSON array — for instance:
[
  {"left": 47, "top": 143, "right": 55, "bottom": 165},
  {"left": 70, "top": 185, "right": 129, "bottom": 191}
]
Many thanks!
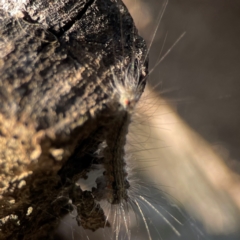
[
  {"left": 92, "top": 58, "right": 147, "bottom": 205},
  {"left": 78, "top": 1, "right": 186, "bottom": 239},
  {"left": 0, "top": 0, "right": 184, "bottom": 239}
]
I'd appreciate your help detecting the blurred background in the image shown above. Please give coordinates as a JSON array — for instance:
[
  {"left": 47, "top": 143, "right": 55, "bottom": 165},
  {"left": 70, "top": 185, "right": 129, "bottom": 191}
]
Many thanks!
[
  {"left": 126, "top": 0, "right": 240, "bottom": 239},
  {"left": 59, "top": 0, "right": 240, "bottom": 239}
]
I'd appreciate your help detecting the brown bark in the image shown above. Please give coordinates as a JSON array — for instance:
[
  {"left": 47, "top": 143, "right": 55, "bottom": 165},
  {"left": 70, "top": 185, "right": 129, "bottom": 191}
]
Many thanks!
[{"left": 0, "top": 0, "right": 148, "bottom": 239}]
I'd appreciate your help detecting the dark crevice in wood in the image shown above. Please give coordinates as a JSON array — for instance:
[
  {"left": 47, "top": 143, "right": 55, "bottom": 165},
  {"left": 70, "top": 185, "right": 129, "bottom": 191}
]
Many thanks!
[{"left": 51, "top": 0, "right": 95, "bottom": 38}]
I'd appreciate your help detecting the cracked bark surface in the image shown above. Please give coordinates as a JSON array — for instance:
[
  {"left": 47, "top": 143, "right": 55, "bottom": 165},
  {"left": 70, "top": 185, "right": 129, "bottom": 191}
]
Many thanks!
[{"left": 0, "top": 0, "right": 148, "bottom": 239}]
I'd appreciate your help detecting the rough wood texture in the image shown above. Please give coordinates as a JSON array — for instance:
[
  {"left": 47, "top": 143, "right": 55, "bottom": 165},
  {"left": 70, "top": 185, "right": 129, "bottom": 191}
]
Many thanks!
[{"left": 0, "top": 0, "right": 148, "bottom": 239}]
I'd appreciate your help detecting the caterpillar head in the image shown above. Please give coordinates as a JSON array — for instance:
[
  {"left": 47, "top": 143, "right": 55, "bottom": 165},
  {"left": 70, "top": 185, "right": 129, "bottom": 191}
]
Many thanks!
[{"left": 112, "top": 58, "right": 148, "bottom": 113}]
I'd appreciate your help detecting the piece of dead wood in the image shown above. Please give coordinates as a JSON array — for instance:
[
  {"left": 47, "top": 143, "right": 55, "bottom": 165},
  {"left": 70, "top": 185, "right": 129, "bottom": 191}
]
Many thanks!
[{"left": 0, "top": 0, "right": 148, "bottom": 239}]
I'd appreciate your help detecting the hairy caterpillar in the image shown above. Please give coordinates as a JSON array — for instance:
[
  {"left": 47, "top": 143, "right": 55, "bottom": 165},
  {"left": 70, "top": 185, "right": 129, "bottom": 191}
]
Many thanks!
[
  {"left": 55, "top": 1, "right": 203, "bottom": 240},
  {"left": 56, "top": 0, "right": 240, "bottom": 239}
]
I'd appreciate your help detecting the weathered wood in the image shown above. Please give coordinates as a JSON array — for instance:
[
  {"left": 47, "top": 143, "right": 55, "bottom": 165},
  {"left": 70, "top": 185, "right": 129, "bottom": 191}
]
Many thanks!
[{"left": 0, "top": 0, "right": 148, "bottom": 239}]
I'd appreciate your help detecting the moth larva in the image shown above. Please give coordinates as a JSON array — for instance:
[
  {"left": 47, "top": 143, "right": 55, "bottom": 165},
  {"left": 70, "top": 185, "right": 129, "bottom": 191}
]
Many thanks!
[{"left": 92, "top": 59, "right": 145, "bottom": 205}]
